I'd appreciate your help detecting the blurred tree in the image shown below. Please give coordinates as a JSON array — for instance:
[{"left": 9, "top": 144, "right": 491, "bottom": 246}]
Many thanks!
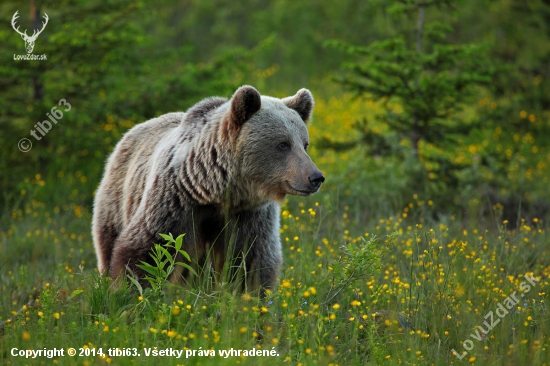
[
  {"left": 0, "top": 0, "right": 254, "bottom": 208},
  {"left": 452, "top": 0, "right": 550, "bottom": 220},
  {"left": 324, "top": 0, "right": 495, "bottom": 190},
  {"left": 1, "top": 0, "right": 550, "bottom": 220}
]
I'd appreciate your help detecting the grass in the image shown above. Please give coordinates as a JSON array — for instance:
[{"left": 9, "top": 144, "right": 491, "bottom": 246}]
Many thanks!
[
  {"left": 1, "top": 191, "right": 548, "bottom": 365},
  {"left": 1, "top": 95, "right": 549, "bottom": 365}
]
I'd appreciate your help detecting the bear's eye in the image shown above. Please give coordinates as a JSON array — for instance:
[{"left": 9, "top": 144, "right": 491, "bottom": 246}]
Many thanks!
[{"left": 278, "top": 142, "right": 290, "bottom": 150}]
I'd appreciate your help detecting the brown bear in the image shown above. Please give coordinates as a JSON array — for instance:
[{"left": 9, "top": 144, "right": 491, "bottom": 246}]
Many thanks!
[{"left": 92, "top": 85, "right": 324, "bottom": 292}]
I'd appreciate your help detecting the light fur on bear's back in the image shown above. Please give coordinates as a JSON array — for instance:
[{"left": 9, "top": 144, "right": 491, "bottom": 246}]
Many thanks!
[
  {"left": 92, "top": 112, "right": 185, "bottom": 269},
  {"left": 92, "top": 86, "right": 324, "bottom": 293}
]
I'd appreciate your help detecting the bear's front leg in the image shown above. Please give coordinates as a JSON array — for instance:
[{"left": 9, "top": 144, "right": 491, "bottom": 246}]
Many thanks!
[
  {"left": 109, "top": 222, "right": 162, "bottom": 286},
  {"left": 227, "top": 203, "right": 283, "bottom": 293}
]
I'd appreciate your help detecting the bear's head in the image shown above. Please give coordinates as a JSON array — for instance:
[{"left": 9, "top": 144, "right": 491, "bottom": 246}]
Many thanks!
[{"left": 229, "top": 85, "right": 325, "bottom": 203}]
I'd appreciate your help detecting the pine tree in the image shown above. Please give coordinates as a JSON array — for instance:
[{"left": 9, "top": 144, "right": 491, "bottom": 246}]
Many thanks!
[{"left": 326, "top": 0, "right": 495, "bottom": 186}]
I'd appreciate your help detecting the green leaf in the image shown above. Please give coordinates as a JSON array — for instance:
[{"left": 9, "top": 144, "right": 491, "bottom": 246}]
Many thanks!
[
  {"left": 70, "top": 289, "right": 84, "bottom": 298},
  {"left": 175, "top": 234, "right": 185, "bottom": 252},
  {"left": 157, "top": 246, "right": 172, "bottom": 261},
  {"left": 175, "top": 262, "right": 198, "bottom": 276},
  {"left": 126, "top": 274, "right": 143, "bottom": 297},
  {"left": 136, "top": 263, "right": 162, "bottom": 277},
  {"left": 159, "top": 233, "right": 174, "bottom": 243},
  {"left": 177, "top": 249, "right": 192, "bottom": 262}
]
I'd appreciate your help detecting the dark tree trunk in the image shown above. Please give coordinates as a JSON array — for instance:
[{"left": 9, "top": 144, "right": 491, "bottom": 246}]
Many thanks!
[{"left": 30, "top": 0, "right": 43, "bottom": 101}]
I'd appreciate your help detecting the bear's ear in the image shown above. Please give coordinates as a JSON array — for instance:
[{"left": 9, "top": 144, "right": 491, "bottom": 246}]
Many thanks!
[
  {"left": 282, "top": 88, "right": 314, "bottom": 123},
  {"left": 230, "top": 85, "right": 262, "bottom": 127}
]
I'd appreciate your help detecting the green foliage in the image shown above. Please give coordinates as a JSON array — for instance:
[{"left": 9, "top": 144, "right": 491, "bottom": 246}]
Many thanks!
[
  {"left": 323, "top": 235, "right": 386, "bottom": 305},
  {"left": 322, "top": 0, "right": 511, "bottom": 210},
  {"left": 328, "top": 1, "right": 494, "bottom": 157},
  {"left": 131, "top": 233, "right": 196, "bottom": 294},
  {"left": 0, "top": 0, "right": 256, "bottom": 209},
  {"left": 2, "top": 196, "right": 550, "bottom": 365},
  {"left": 3, "top": 0, "right": 550, "bottom": 218},
  {"left": 386, "top": 0, "right": 457, "bottom": 14},
  {"left": 88, "top": 273, "right": 134, "bottom": 319}
]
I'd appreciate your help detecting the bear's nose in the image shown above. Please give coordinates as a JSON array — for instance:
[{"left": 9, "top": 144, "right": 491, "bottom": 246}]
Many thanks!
[{"left": 308, "top": 172, "right": 325, "bottom": 189}]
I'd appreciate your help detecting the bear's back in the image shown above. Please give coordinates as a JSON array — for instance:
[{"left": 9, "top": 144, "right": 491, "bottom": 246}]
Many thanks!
[
  {"left": 102, "top": 112, "right": 185, "bottom": 227},
  {"left": 114, "top": 98, "right": 228, "bottom": 225}
]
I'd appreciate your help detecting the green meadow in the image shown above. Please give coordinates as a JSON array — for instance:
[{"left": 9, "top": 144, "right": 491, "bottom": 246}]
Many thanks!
[{"left": 1, "top": 0, "right": 549, "bottom": 365}]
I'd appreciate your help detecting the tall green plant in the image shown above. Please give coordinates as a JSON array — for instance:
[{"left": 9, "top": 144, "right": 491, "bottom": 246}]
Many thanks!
[{"left": 128, "top": 233, "right": 196, "bottom": 296}]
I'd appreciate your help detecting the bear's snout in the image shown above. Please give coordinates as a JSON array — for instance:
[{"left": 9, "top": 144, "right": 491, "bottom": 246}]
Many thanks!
[{"left": 308, "top": 171, "right": 325, "bottom": 191}]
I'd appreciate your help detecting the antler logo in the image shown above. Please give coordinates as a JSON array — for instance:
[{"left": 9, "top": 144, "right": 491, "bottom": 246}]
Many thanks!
[{"left": 11, "top": 10, "right": 49, "bottom": 54}]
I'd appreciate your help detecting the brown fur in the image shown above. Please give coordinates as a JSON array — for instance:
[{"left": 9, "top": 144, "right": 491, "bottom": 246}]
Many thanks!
[{"left": 92, "top": 86, "right": 324, "bottom": 292}]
